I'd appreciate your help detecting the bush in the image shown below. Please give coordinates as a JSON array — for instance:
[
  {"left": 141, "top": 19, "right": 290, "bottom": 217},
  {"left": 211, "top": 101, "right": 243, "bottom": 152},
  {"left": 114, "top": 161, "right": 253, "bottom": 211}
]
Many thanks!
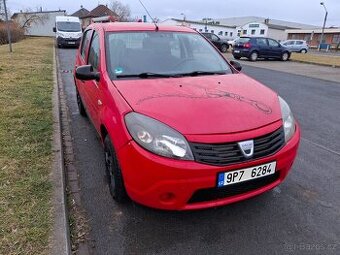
[{"left": 0, "top": 21, "right": 25, "bottom": 45}]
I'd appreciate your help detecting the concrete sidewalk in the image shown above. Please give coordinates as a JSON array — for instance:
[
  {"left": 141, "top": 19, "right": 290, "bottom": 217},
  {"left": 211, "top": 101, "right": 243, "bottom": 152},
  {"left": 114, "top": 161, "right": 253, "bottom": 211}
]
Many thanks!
[{"left": 224, "top": 53, "right": 340, "bottom": 84}]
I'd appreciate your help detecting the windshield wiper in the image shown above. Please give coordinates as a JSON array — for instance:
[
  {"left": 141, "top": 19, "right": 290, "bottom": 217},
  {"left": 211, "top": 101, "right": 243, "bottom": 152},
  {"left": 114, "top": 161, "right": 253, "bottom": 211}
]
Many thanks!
[
  {"left": 180, "top": 71, "right": 227, "bottom": 77},
  {"left": 116, "top": 72, "right": 181, "bottom": 79}
]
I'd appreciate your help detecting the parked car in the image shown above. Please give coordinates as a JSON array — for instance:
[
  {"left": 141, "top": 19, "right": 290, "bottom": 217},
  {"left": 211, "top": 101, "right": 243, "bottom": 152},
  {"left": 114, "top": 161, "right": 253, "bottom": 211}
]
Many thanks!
[
  {"left": 74, "top": 22, "right": 300, "bottom": 210},
  {"left": 281, "top": 40, "right": 309, "bottom": 53},
  {"left": 201, "top": 32, "right": 229, "bottom": 53},
  {"left": 227, "top": 37, "right": 240, "bottom": 47},
  {"left": 233, "top": 37, "right": 291, "bottom": 61}
]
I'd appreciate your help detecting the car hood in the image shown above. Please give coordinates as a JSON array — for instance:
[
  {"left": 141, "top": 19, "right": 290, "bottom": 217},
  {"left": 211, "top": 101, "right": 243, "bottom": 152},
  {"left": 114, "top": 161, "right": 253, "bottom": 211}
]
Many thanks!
[{"left": 114, "top": 73, "right": 282, "bottom": 135}]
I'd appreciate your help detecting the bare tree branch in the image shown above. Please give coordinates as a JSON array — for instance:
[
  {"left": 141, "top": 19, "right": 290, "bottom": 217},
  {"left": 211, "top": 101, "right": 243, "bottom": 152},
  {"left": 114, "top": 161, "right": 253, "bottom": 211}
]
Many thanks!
[
  {"left": 16, "top": 9, "right": 48, "bottom": 31},
  {"left": 110, "top": 0, "right": 131, "bottom": 22}
]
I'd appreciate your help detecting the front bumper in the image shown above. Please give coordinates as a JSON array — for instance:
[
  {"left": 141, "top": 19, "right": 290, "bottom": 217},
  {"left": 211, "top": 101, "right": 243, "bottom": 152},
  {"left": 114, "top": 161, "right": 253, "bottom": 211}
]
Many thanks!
[
  {"left": 118, "top": 124, "right": 300, "bottom": 210},
  {"left": 57, "top": 37, "right": 81, "bottom": 47}
]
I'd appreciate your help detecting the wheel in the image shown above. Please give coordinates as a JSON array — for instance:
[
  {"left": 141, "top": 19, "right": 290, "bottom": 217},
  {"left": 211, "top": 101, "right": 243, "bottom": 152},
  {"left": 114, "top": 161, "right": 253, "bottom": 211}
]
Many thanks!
[
  {"left": 249, "top": 51, "right": 258, "bottom": 62},
  {"left": 104, "top": 135, "right": 128, "bottom": 203},
  {"left": 233, "top": 56, "right": 241, "bottom": 60},
  {"left": 281, "top": 52, "right": 289, "bottom": 61},
  {"left": 76, "top": 89, "right": 87, "bottom": 117},
  {"left": 220, "top": 44, "right": 229, "bottom": 53},
  {"left": 300, "top": 49, "right": 307, "bottom": 54}
]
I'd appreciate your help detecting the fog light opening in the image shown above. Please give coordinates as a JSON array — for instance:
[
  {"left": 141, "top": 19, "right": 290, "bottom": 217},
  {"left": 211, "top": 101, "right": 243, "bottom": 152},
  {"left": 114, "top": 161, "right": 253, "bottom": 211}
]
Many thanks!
[{"left": 160, "top": 192, "right": 176, "bottom": 203}]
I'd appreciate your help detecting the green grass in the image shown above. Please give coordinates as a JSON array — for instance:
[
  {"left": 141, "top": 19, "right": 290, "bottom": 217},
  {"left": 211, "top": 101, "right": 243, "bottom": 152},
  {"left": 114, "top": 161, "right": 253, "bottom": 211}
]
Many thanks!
[
  {"left": 0, "top": 37, "right": 54, "bottom": 255},
  {"left": 290, "top": 52, "right": 340, "bottom": 67}
]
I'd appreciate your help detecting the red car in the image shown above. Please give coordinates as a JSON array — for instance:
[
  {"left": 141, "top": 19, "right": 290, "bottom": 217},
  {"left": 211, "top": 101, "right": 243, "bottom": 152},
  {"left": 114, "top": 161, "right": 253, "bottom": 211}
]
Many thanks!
[{"left": 74, "top": 22, "right": 300, "bottom": 210}]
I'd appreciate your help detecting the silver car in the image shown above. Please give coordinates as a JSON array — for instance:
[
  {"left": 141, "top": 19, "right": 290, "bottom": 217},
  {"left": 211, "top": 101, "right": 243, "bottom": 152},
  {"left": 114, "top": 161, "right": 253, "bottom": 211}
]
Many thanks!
[{"left": 281, "top": 40, "right": 309, "bottom": 53}]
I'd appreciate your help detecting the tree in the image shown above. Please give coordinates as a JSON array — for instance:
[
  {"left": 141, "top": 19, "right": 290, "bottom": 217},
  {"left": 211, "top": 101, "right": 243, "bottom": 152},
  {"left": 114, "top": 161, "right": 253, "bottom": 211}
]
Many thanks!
[
  {"left": 110, "top": 0, "right": 131, "bottom": 21},
  {"left": 17, "top": 8, "right": 48, "bottom": 32}
]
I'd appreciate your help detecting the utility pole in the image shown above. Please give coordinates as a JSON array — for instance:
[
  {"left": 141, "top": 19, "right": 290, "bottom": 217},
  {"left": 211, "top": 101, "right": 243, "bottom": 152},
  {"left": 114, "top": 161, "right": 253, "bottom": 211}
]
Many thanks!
[
  {"left": 319, "top": 2, "right": 328, "bottom": 51},
  {"left": 3, "top": 0, "right": 13, "bottom": 52}
]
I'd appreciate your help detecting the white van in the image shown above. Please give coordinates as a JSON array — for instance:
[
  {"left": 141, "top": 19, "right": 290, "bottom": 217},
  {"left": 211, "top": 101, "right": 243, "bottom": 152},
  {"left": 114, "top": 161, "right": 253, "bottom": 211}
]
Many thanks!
[{"left": 53, "top": 16, "right": 82, "bottom": 48}]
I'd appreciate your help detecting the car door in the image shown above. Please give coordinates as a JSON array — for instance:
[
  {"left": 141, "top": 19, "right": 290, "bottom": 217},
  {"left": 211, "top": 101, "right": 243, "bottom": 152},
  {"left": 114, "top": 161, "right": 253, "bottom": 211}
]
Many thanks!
[
  {"left": 84, "top": 31, "right": 102, "bottom": 129},
  {"left": 255, "top": 38, "right": 269, "bottom": 57},
  {"left": 76, "top": 29, "right": 93, "bottom": 110},
  {"left": 211, "top": 34, "right": 221, "bottom": 48},
  {"left": 267, "top": 38, "right": 282, "bottom": 57}
]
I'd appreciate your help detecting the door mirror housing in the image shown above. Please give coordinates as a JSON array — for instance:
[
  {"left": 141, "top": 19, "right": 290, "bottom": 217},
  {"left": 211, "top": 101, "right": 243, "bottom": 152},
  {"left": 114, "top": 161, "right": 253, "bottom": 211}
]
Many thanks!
[
  {"left": 230, "top": 60, "right": 242, "bottom": 72},
  {"left": 75, "top": 65, "right": 100, "bottom": 81},
  {"left": 53, "top": 27, "right": 56, "bottom": 33}
]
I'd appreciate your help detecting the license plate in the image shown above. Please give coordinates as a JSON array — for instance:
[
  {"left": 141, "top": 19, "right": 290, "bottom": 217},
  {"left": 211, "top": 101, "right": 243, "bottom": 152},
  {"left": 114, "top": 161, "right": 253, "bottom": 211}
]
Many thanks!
[
  {"left": 234, "top": 50, "right": 240, "bottom": 53},
  {"left": 217, "top": 162, "right": 276, "bottom": 187},
  {"left": 68, "top": 41, "right": 76, "bottom": 45}
]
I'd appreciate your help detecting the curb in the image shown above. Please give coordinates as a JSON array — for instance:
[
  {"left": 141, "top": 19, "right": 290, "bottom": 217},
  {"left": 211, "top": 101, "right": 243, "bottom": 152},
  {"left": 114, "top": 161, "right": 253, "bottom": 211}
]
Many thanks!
[
  {"left": 290, "top": 59, "right": 340, "bottom": 68},
  {"left": 50, "top": 46, "right": 72, "bottom": 255}
]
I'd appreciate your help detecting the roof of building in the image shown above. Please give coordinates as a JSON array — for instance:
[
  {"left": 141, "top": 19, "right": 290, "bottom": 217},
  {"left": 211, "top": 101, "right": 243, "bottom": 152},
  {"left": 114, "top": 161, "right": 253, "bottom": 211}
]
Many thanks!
[
  {"left": 11, "top": 10, "right": 66, "bottom": 19},
  {"left": 286, "top": 28, "right": 340, "bottom": 34},
  {"left": 214, "top": 16, "right": 320, "bottom": 30},
  {"left": 82, "top": 5, "right": 117, "bottom": 19},
  {"left": 165, "top": 18, "right": 237, "bottom": 29},
  {"left": 71, "top": 7, "right": 90, "bottom": 18}
]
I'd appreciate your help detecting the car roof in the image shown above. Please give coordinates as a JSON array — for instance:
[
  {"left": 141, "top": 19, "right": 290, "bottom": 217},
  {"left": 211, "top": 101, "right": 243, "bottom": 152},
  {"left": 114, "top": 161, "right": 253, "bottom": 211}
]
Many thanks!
[{"left": 86, "top": 22, "right": 196, "bottom": 33}]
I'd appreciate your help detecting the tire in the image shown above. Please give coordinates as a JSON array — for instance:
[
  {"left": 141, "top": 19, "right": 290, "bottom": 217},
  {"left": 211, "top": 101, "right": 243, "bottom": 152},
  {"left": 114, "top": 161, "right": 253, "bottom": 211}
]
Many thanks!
[
  {"left": 220, "top": 44, "right": 229, "bottom": 53},
  {"left": 249, "top": 51, "right": 258, "bottom": 62},
  {"left": 233, "top": 56, "right": 241, "bottom": 60},
  {"left": 104, "top": 135, "right": 128, "bottom": 203},
  {"left": 300, "top": 49, "right": 307, "bottom": 54},
  {"left": 76, "top": 89, "right": 87, "bottom": 117},
  {"left": 281, "top": 52, "right": 290, "bottom": 61}
]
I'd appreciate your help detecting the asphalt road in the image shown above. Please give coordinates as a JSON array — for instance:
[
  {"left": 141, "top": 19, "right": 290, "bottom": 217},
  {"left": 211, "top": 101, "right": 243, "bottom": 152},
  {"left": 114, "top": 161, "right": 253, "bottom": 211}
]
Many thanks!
[{"left": 57, "top": 48, "right": 340, "bottom": 255}]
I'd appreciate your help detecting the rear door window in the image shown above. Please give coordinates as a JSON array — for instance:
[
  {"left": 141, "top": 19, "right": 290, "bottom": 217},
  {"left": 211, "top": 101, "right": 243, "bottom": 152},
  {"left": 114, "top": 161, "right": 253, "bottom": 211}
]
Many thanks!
[{"left": 256, "top": 38, "right": 268, "bottom": 46}]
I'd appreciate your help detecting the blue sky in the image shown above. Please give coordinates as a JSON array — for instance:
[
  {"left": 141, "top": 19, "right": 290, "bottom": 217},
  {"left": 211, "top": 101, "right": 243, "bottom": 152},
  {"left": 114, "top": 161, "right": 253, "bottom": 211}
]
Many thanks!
[{"left": 6, "top": 0, "right": 340, "bottom": 26}]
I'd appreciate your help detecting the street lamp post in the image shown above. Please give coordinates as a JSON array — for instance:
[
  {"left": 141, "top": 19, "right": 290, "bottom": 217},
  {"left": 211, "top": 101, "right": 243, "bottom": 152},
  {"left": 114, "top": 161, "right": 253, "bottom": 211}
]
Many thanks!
[
  {"left": 319, "top": 2, "right": 328, "bottom": 51},
  {"left": 3, "top": 0, "right": 12, "bottom": 52}
]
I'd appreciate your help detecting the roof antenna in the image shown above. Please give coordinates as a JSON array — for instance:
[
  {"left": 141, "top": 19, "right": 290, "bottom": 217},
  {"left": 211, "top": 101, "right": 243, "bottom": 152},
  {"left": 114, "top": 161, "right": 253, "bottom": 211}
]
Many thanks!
[{"left": 138, "top": 0, "right": 159, "bottom": 31}]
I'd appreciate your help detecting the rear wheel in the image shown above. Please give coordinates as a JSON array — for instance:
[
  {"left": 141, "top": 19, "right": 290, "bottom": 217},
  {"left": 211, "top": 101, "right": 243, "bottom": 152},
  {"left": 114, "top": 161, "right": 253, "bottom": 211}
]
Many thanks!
[
  {"left": 220, "top": 44, "right": 229, "bottom": 53},
  {"left": 76, "top": 89, "right": 87, "bottom": 117},
  {"left": 104, "top": 136, "right": 128, "bottom": 203},
  {"left": 281, "top": 52, "right": 289, "bottom": 61},
  {"left": 249, "top": 51, "right": 258, "bottom": 62}
]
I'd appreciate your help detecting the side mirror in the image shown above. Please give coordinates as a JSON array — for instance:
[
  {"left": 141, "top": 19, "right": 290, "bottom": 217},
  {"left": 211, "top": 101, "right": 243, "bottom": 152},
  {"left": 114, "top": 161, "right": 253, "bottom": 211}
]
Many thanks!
[
  {"left": 75, "top": 65, "right": 100, "bottom": 81},
  {"left": 230, "top": 60, "right": 242, "bottom": 72},
  {"left": 53, "top": 27, "right": 56, "bottom": 33}
]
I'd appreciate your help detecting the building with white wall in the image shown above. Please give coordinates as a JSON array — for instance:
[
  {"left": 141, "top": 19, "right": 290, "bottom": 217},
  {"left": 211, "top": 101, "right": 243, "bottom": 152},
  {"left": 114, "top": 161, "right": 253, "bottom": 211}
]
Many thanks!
[
  {"left": 12, "top": 10, "right": 66, "bottom": 36},
  {"left": 161, "top": 18, "right": 236, "bottom": 39}
]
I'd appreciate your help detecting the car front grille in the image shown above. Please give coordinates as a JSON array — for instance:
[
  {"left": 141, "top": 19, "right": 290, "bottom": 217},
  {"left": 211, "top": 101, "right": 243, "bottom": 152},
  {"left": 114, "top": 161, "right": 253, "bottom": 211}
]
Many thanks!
[
  {"left": 189, "top": 127, "right": 285, "bottom": 166},
  {"left": 188, "top": 172, "right": 280, "bottom": 204}
]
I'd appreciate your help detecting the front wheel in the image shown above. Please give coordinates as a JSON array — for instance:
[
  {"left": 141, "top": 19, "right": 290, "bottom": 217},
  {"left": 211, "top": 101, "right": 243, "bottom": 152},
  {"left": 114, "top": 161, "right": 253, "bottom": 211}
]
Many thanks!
[
  {"left": 104, "top": 136, "right": 128, "bottom": 203},
  {"left": 300, "top": 49, "right": 307, "bottom": 54},
  {"left": 220, "top": 44, "right": 229, "bottom": 53},
  {"left": 281, "top": 52, "right": 290, "bottom": 61}
]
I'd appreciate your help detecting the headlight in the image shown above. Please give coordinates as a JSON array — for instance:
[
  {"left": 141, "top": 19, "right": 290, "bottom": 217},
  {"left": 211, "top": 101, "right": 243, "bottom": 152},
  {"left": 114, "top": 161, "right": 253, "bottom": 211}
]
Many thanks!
[
  {"left": 279, "top": 96, "right": 295, "bottom": 142},
  {"left": 57, "top": 32, "right": 65, "bottom": 38},
  {"left": 125, "top": 112, "right": 194, "bottom": 160}
]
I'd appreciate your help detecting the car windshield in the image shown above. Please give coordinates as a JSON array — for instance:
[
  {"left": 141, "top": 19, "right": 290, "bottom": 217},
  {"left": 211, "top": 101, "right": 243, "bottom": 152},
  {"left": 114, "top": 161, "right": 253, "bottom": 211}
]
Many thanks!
[
  {"left": 106, "top": 31, "right": 232, "bottom": 79},
  {"left": 57, "top": 22, "right": 81, "bottom": 32}
]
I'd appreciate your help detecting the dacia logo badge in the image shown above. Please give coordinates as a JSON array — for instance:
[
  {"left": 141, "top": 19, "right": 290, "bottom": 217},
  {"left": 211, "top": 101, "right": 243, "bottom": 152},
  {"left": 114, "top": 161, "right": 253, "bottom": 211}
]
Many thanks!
[{"left": 238, "top": 140, "right": 254, "bottom": 158}]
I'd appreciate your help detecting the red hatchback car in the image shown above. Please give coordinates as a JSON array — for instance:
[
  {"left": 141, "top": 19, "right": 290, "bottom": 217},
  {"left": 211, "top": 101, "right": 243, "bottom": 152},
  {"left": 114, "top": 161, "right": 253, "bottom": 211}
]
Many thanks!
[{"left": 74, "top": 22, "right": 300, "bottom": 210}]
